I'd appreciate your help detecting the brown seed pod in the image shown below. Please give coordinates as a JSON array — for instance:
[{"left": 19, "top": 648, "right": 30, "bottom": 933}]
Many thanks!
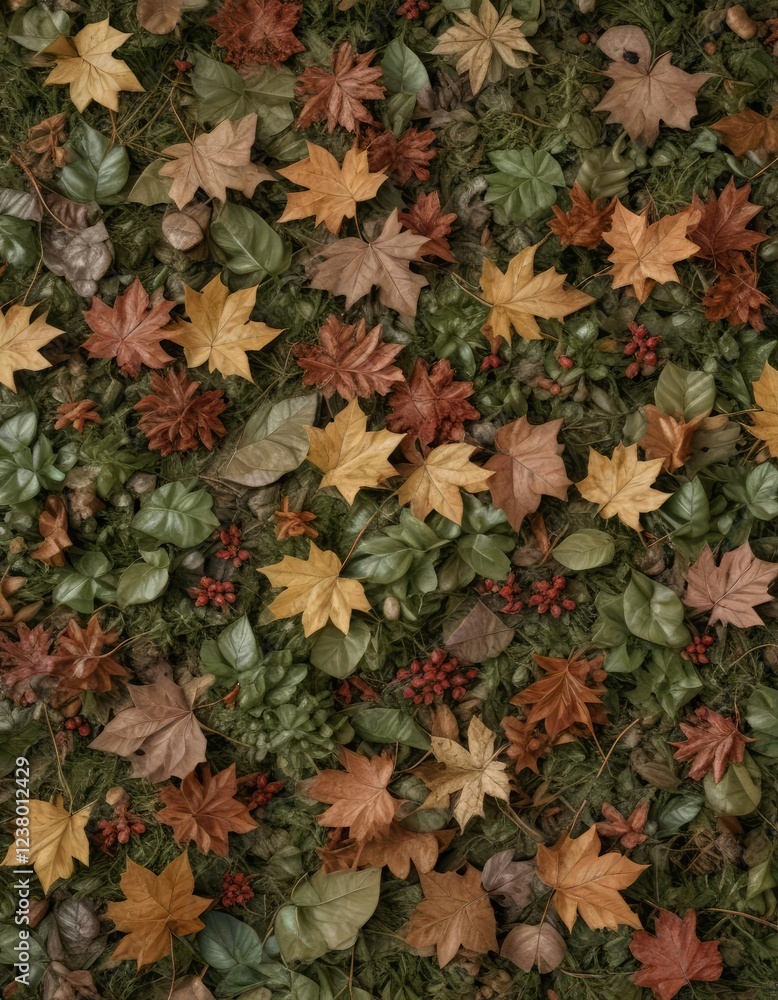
[{"left": 726, "top": 4, "right": 759, "bottom": 39}]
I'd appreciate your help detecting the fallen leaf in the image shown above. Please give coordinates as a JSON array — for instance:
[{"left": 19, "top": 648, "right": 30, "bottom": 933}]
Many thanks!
[
  {"left": 710, "top": 108, "right": 778, "bottom": 158},
  {"left": 82, "top": 278, "right": 175, "bottom": 377},
  {"left": 417, "top": 715, "right": 510, "bottom": 831},
  {"left": 500, "top": 716, "right": 555, "bottom": 774},
  {"left": 594, "top": 26, "right": 711, "bottom": 145},
  {"left": 670, "top": 706, "right": 754, "bottom": 783},
  {"left": 630, "top": 909, "right": 723, "bottom": 1000},
  {"left": 42, "top": 19, "right": 144, "bottom": 112},
  {"left": 749, "top": 362, "right": 778, "bottom": 457},
  {"left": 136, "top": 0, "right": 182, "bottom": 34},
  {"left": 105, "top": 853, "right": 211, "bottom": 967},
  {"left": 702, "top": 258, "right": 775, "bottom": 332},
  {"left": 604, "top": 202, "right": 699, "bottom": 303},
  {"left": 577, "top": 442, "right": 670, "bottom": 532},
  {"left": 536, "top": 825, "right": 647, "bottom": 931},
  {"left": 481, "top": 849, "right": 534, "bottom": 907},
  {"left": 259, "top": 541, "right": 371, "bottom": 636},
  {"left": 596, "top": 801, "right": 649, "bottom": 848},
  {"left": 42, "top": 195, "right": 113, "bottom": 298},
  {"left": 398, "top": 191, "right": 457, "bottom": 262},
  {"left": 0, "top": 302, "right": 62, "bottom": 392},
  {"left": 433, "top": 0, "right": 535, "bottom": 95},
  {"left": 31, "top": 496, "right": 72, "bottom": 568},
  {"left": 295, "top": 41, "right": 385, "bottom": 133},
  {"left": 443, "top": 601, "right": 515, "bottom": 663},
  {"left": 0, "top": 623, "right": 56, "bottom": 702},
  {"left": 547, "top": 182, "right": 616, "bottom": 249},
  {"left": 687, "top": 179, "right": 769, "bottom": 271},
  {"left": 171, "top": 977, "right": 214, "bottom": 1000},
  {"left": 310, "top": 210, "right": 429, "bottom": 317},
  {"left": 484, "top": 416, "right": 572, "bottom": 531},
  {"left": 386, "top": 358, "right": 480, "bottom": 446},
  {"left": 155, "top": 764, "right": 258, "bottom": 856},
  {"left": 640, "top": 405, "right": 704, "bottom": 472},
  {"left": 501, "top": 922, "right": 566, "bottom": 974},
  {"left": 354, "top": 824, "right": 453, "bottom": 879},
  {"left": 511, "top": 652, "right": 607, "bottom": 742},
  {"left": 89, "top": 677, "right": 209, "bottom": 782},
  {"left": 683, "top": 541, "right": 778, "bottom": 627},
  {"left": 406, "top": 864, "right": 497, "bottom": 967},
  {"left": 159, "top": 114, "right": 272, "bottom": 210},
  {"left": 134, "top": 368, "right": 228, "bottom": 456},
  {"left": 166, "top": 275, "right": 283, "bottom": 381},
  {"left": 49, "top": 616, "right": 130, "bottom": 694},
  {"left": 397, "top": 442, "right": 492, "bottom": 525},
  {"left": 306, "top": 398, "right": 403, "bottom": 504},
  {"left": 307, "top": 748, "right": 400, "bottom": 841},
  {"left": 277, "top": 142, "right": 387, "bottom": 233},
  {"left": 294, "top": 314, "right": 404, "bottom": 401},
  {"left": 208, "top": 0, "right": 304, "bottom": 68},
  {"left": 362, "top": 125, "right": 437, "bottom": 186},
  {"left": 2, "top": 797, "right": 93, "bottom": 894},
  {"left": 479, "top": 243, "right": 595, "bottom": 346}
]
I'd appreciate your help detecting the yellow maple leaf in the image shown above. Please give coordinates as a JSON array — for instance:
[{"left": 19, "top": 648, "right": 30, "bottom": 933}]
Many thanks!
[
  {"left": 397, "top": 443, "right": 492, "bottom": 525},
  {"left": 0, "top": 304, "right": 62, "bottom": 392},
  {"left": 41, "top": 19, "right": 144, "bottom": 112},
  {"left": 306, "top": 398, "right": 403, "bottom": 504},
  {"left": 603, "top": 201, "right": 699, "bottom": 303},
  {"left": 749, "top": 362, "right": 778, "bottom": 457},
  {"left": 478, "top": 244, "right": 594, "bottom": 346},
  {"left": 577, "top": 442, "right": 670, "bottom": 532},
  {"left": 417, "top": 716, "right": 510, "bottom": 831},
  {"left": 159, "top": 114, "right": 273, "bottom": 210},
  {"left": 259, "top": 541, "right": 371, "bottom": 636},
  {"left": 536, "top": 825, "right": 647, "bottom": 932},
  {"left": 2, "top": 797, "right": 93, "bottom": 894},
  {"left": 278, "top": 142, "right": 387, "bottom": 234},
  {"left": 167, "top": 275, "right": 283, "bottom": 381}
]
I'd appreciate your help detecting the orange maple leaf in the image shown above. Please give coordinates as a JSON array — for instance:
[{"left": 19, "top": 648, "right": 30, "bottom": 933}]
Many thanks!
[
  {"left": 307, "top": 748, "right": 401, "bottom": 842},
  {"left": 547, "top": 182, "right": 615, "bottom": 249},
  {"left": 510, "top": 652, "right": 607, "bottom": 742}
]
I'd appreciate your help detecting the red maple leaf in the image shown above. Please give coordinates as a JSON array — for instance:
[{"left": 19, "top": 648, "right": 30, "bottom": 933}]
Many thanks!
[
  {"left": 547, "top": 182, "right": 616, "bottom": 249},
  {"left": 596, "top": 801, "right": 649, "bottom": 849},
  {"left": 49, "top": 616, "right": 130, "bottom": 694},
  {"left": 207, "top": 0, "right": 305, "bottom": 68},
  {"left": 134, "top": 369, "right": 228, "bottom": 457},
  {"left": 363, "top": 126, "right": 437, "bottom": 186},
  {"left": 0, "top": 624, "right": 56, "bottom": 704},
  {"left": 295, "top": 42, "right": 385, "bottom": 133},
  {"left": 386, "top": 358, "right": 480, "bottom": 446},
  {"left": 82, "top": 278, "right": 176, "bottom": 378},
  {"left": 670, "top": 705, "right": 753, "bottom": 783},
  {"left": 702, "top": 256, "right": 776, "bottom": 332},
  {"left": 688, "top": 179, "right": 769, "bottom": 271},
  {"left": 398, "top": 192, "right": 457, "bottom": 262},
  {"left": 294, "top": 315, "right": 404, "bottom": 401},
  {"left": 630, "top": 909, "right": 723, "bottom": 1000}
]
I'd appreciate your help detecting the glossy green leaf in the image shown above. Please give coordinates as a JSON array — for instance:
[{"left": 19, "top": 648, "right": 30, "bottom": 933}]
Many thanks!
[
  {"left": 127, "top": 159, "right": 173, "bottom": 205},
  {"left": 116, "top": 550, "right": 170, "bottom": 608},
  {"left": 0, "top": 216, "right": 39, "bottom": 269},
  {"left": 553, "top": 528, "right": 616, "bottom": 570},
  {"left": 198, "top": 911, "right": 265, "bottom": 971},
  {"left": 59, "top": 123, "right": 130, "bottom": 203},
  {"left": 703, "top": 754, "right": 761, "bottom": 816},
  {"left": 381, "top": 39, "right": 429, "bottom": 94},
  {"left": 484, "top": 149, "right": 564, "bottom": 222},
  {"left": 623, "top": 571, "right": 690, "bottom": 647},
  {"left": 53, "top": 553, "right": 116, "bottom": 614},
  {"left": 223, "top": 394, "right": 318, "bottom": 487},
  {"left": 191, "top": 53, "right": 295, "bottom": 141},
  {"left": 132, "top": 481, "right": 219, "bottom": 547},
  {"left": 660, "top": 478, "right": 710, "bottom": 559},
  {"left": 349, "top": 707, "right": 430, "bottom": 750},
  {"left": 8, "top": 6, "right": 69, "bottom": 50},
  {"left": 654, "top": 363, "right": 715, "bottom": 421},
  {"left": 457, "top": 532, "right": 512, "bottom": 579},
  {"left": 210, "top": 201, "right": 291, "bottom": 284},
  {"left": 0, "top": 413, "right": 38, "bottom": 455},
  {"left": 310, "top": 620, "right": 372, "bottom": 678}
]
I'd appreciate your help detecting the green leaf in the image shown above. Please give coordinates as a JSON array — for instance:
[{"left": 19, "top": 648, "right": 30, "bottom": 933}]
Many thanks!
[
  {"left": 654, "top": 363, "right": 715, "bottom": 421},
  {"left": 746, "top": 686, "right": 778, "bottom": 756},
  {"left": 603, "top": 641, "right": 644, "bottom": 673},
  {"left": 198, "top": 912, "right": 265, "bottom": 971},
  {"left": 223, "top": 394, "right": 319, "bottom": 487},
  {"left": 132, "top": 481, "right": 219, "bottom": 547},
  {"left": 484, "top": 149, "right": 564, "bottom": 223},
  {"left": 660, "top": 478, "right": 710, "bottom": 559},
  {"left": 310, "top": 620, "right": 372, "bottom": 679},
  {"left": 210, "top": 201, "right": 292, "bottom": 283},
  {"left": 703, "top": 754, "right": 761, "bottom": 816},
  {"left": 0, "top": 704, "right": 44, "bottom": 778},
  {"left": 0, "top": 216, "right": 39, "bottom": 269},
  {"left": 591, "top": 591, "right": 630, "bottom": 648},
  {"left": 274, "top": 869, "right": 381, "bottom": 964},
  {"left": 742, "top": 465, "right": 778, "bottom": 521},
  {"left": 53, "top": 552, "right": 116, "bottom": 614},
  {"left": 457, "top": 532, "right": 512, "bottom": 579},
  {"left": 127, "top": 159, "right": 173, "bottom": 205},
  {"left": 191, "top": 52, "right": 294, "bottom": 140},
  {"left": 59, "top": 123, "right": 130, "bottom": 203},
  {"left": 348, "top": 707, "right": 430, "bottom": 750},
  {"left": 0, "top": 413, "right": 37, "bottom": 455},
  {"left": 623, "top": 571, "right": 690, "bottom": 647},
  {"left": 628, "top": 648, "right": 702, "bottom": 718},
  {"left": 553, "top": 529, "right": 616, "bottom": 570},
  {"left": 116, "top": 550, "right": 170, "bottom": 608},
  {"left": 8, "top": 6, "right": 69, "bottom": 50},
  {"left": 381, "top": 39, "right": 429, "bottom": 94}
]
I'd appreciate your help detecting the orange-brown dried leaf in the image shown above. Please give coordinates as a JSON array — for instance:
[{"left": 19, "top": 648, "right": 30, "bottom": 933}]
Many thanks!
[
  {"left": 274, "top": 496, "right": 318, "bottom": 540},
  {"left": 208, "top": 0, "right": 304, "bottom": 68},
  {"left": 0, "top": 624, "right": 56, "bottom": 704},
  {"left": 31, "top": 496, "right": 73, "bottom": 568},
  {"left": 702, "top": 257, "right": 775, "bottom": 332},
  {"left": 363, "top": 126, "right": 437, "bottom": 186},
  {"left": 134, "top": 369, "right": 227, "bottom": 457},
  {"left": 398, "top": 191, "right": 457, "bottom": 263},
  {"left": 501, "top": 716, "right": 555, "bottom": 774},
  {"left": 640, "top": 405, "right": 704, "bottom": 472},
  {"left": 307, "top": 748, "right": 401, "bottom": 842},
  {"left": 670, "top": 706, "right": 754, "bottom": 784},
  {"left": 630, "top": 909, "right": 723, "bottom": 1000},
  {"left": 318, "top": 823, "right": 454, "bottom": 880},
  {"left": 386, "top": 358, "right": 480, "bottom": 446},
  {"left": 49, "top": 616, "right": 130, "bottom": 694},
  {"left": 688, "top": 179, "right": 769, "bottom": 271},
  {"left": 596, "top": 801, "right": 649, "bottom": 849},
  {"left": 547, "top": 183, "right": 615, "bottom": 249},
  {"left": 710, "top": 109, "right": 778, "bottom": 157},
  {"left": 295, "top": 41, "right": 385, "bottom": 133},
  {"left": 54, "top": 399, "right": 102, "bottom": 433},
  {"left": 511, "top": 652, "right": 607, "bottom": 742}
]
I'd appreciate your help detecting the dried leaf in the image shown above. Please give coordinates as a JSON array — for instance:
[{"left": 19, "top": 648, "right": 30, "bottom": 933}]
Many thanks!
[
  {"left": 749, "top": 362, "right": 778, "bottom": 457},
  {"left": 82, "top": 278, "right": 176, "bottom": 376},
  {"left": 0, "top": 302, "right": 62, "bottom": 392},
  {"left": 547, "top": 182, "right": 615, "bottom": 249},
  {"left": 501, "top": 922, "right": 566, "bottom": 974},
  {"left": 49, "top": 616, "right": 130, "bottom": 694},
  {"left": 307, "top": 748, "right": 400, "bottom": 841},
  {"left": 683, "top": 542, "right": 778, "bottom": 627},
  {"left": 687, "top": 179, "right": 769, "bottom": 270},
  {"left": 670, "top": 706, "right": 754, "bottom": 784},
  {"left": 363, "top": 126, "right": 437, "bottom": 186},
  {"left": 640, "top": 405, "right": 704, "bottom": 472},
  {"left": 42, "top": 196, "right": 113, "bottom": 298},
  {"left": 386, "top": 358, "right": 480, "bottom": 447},
  {"left": 596, "top": 801, "right": 649, "bottom": 848},
  {"left": 295, "top": 41, "right": 385, "bottom": 133},
  {"left": 702, "top": 257, "right": 775, "bottom": 332},
  {"left": 577, "top": 442, "right": 670, "bottom": 532},
  {"left": 397, "top": 442, "right": 492, "bottom": 525},
  {"left": 630, "top": 909, "right": 723, "bottom": 1000},
  {"left": 710, "top": 109, "right": 778, "bottom": 157},
  {"left": 31, "top": 496, "right": 73, "bottom": 568},
  {"left": 511, "top": 652, "right": 607, "bottom": 742},
  {"left": 443, "top": 601, "right": 515, "bottom": 663},
  {"left": 0, "top": 623, "right": 56, "bottom": 702},
  {"left": 481, "top": 849, "right": 534, "bottom": 907},
  {"left": 208, "top": 0, "right": 304, "bottom": 68},
  {"left": 1, "top": 797, "right": 93, "bottom": 894},
  {"left": 398, "top": 191, "right": 457, "bottom": 262},
  {"left": 136, "top": 0, "right": 182, "bottom": 34}
]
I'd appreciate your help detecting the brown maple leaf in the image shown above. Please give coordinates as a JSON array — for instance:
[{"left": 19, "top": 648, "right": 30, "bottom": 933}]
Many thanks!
[
  {"left": 82, "top": 278, "right": 176, "bottom": 378},
  {"left": 596, "top": 801, "right": 649, "bottom": 849},
  {"left": 630, "top": 909, "right": 723, "bottom": 1000},
  {"left": 501, "top": 716, "right": 555, "bottom": 774},
  {"left": 640, "top": 405, "right": 704, "bottom": 472},
  {"left": 511, "top": 652, "right": 607, "bottom": 742},
  {"left": 134, "top": 369, "right": 228, "bottom": 457},
  {"left": 687, "top": 179, "right": 769, "bottom": 272},
  {"left": 306, "top": 748, "right": 401, "bottom": 842},
  {"left": 405, "top": 864, "right": 497, "bottom": 967},
  {"left": 49, "top": 616, "right": 130, "bottom": 694},
  {"left": 0, "top": 624, "right": 56, "bottom": 704},
  {"left": 293, "top": 315, "right": 404, "bottom": 401},
  {"left": 547, "top": 183, "right": 615, "bottom": 249},
  {"left": 30, "top": 496, "right": 72, "bottom": 568},
  {"left": 683, "top": 541, "right": 778, "bottom": 627},
  {"left": 207, "top": 0, "right": 305, "bottom": 68},
  {"left": 702, "top": 257, "right": 775, "bottom": 332},
  {"left": 386, "top": 358, "right": 480, "bottom": 446},
  {"left": 670, "top": 706, "right": 754, "bottom": 783},
  {"left": 318, "top": 823, "right": 454, "bottom": 880},
  {"left": 274, "top": 496, "right": 318, "bottom": 540},
  {"left": 363, "top": 126, "right": 437, "bottom": 186},
  {"left": 710, "top": 108, "right": 778, "bottom": 158},
  {"left": 295, "top": 41, "right": 385, "bottom": 133},
  {"left": 398, "top": 191, "right": 457, "bottom": 262},
  {"left": 155, "top": 764, "right": 258, "bottom": 856}
]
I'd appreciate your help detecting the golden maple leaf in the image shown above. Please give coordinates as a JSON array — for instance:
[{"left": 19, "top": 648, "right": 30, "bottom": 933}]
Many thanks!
[
  {"left": 278, "top": 142, "right": 387, "bottom": 234},
  {"left": 603, "top": 202, "right": 699, "bottom": 303},
  {"left": 0, "top": 303, "right": 62, "bottom": 392},
  {"left": 478, "top": 244, "right": 594, "bottom": 346},
  {"left": 397, "top": 443, "right": 492, "bottom": 525},
  {"left": 417, "top": 716, "right": 510, "bottom": 831},
  {"left": 433, "top": 0, "right": 535, "bottom": 95},
  {"left": 167, "top": 275, "right": 283, "bottom": 381},
  {"left": 536, "top": 825, "right": 647, "bottom": 931},
  {"left": 577, "top": 442, "right": 670, "bottom": 532},
  {"left": 42, "top": 19, "right": 144, "bottom": 112},
  {"left": 748, "top": 362, "right": 778, "bottom": 457},
  {"left": 259, "top": 541, "right": 371, "bottom": 636},
  {"left": 159, "top": 114, "right": 273, "bottom": 210},
  {"left": 2, "top": 797, "right": 93, "bottom": 894},
  {"left": 306, "top": 398, "right": 403, "bottom": 504},
  {"left": 105, "top": 853, "right": 211, "bottom": 968}
]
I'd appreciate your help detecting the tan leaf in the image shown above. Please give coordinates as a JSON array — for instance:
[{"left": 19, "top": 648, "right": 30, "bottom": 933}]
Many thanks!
[
  {"left": 1, "top": 797, "right": 93, "bottom": 894},
  {"left": 640, "top": 405, "right": 704, "bottom": 472},
  {"left": 710, "top": 109, "right": 778, "bottom": 158},
  {"left": 307, "top": 748, "right": 400, "bottom": 841},
  {"left": 136, "top": 0, "right": 182, "bottom": 34},
  {"left": 30, "top": 496, "right": 73, "bottom": 568},
  {"left": 748, "top": 362, "right": 778, "bottom": 457},
  {"left": 577, "top": 442, "right": 670, "bottom": 532},
  {"left": 396, "top": 443, "right": 492, "bottom": 525},
  {"left": 501, "top": 922, "right": 566, "bottom": 974},
  {"left": 683, "top": 542, "right": 778, "bottom": 628},
  {"left": 0, "top": 303, "right": 62, "bottom": 392}
]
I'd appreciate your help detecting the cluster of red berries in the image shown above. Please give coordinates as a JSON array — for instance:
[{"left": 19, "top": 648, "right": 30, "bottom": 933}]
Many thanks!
[
  {"left": 246, "top": 773, "right": 284, "bottom": 810},
  {"left": 215, "top": 525, "right": 250, "bottom": 568},
  {"left": 220, "top": 872, "right": 254, "bottom": 908},
  {"left": 396, "top": 649, "right": 478, "bottom": 705},
  {"left": 189, "top": 577, "right": 237, "bottom": 609},
  {"left": 682, "top": 634, "right": 714, "bottom": 665},
  {"left": 624, "top": 322, "right": 662, "bottom": 378},
  {"left": 61, "top": 715, "right": 91, "bottom": 737},
  {"left": 397, "top": 0, "right": 430, "bottom": 18},
  {"left": 479, "top": 574, "right": 576, "bottom": 617},
  {"left": 95, "top": 805, "right": 146, "bottom": 854},
  {"left": 479, "top": 572, "right": 524, "bottom": 613}
]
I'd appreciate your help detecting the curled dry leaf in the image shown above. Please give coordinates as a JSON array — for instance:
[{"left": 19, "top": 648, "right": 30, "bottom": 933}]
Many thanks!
[
  {"left": 31, "top": 496, "right": 73, "bottom": 567},
  {"left": 596, "top": 801, "right": 649, "bottom": 848},
  {"left": 42, "top": 196, "right": 114, "bottom": 298}
]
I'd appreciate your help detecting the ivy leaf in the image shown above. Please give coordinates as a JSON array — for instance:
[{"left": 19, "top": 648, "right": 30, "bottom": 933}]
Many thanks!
[
  {"left": 116, "top": 549, "right": 170, "bottom": 608},
  {"left": 310, "top": 619, "right": 371, "bottom": 678},
  {"left": 59, "top": 122, "right": 130, "bottom": 203},
  {"left": 132, "top": 481, "right": 219, "bottom": 548},
  {"left": 624, "top": 571, "right": 690, "bottom": 648}
]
